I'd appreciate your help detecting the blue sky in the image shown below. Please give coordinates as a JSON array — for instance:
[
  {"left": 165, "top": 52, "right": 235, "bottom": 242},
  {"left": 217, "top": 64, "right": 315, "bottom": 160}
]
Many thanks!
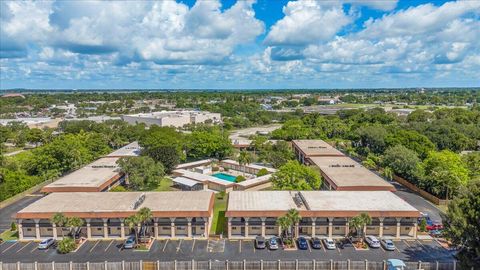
[{"left": 1, "top": 0, "right": 479, "bottom": 90}]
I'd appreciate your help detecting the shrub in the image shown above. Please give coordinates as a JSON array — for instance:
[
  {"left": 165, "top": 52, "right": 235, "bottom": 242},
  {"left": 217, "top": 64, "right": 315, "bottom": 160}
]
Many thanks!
[
  {"left": 10, "top": 222, "right": 17, "bottom": 231},
  {"left": 57, "top": 237, "right": 76, "bottom": 254},
  {"left": 419, "top": 219, "right": 427, "bottom": 232},
  {"left": 212, "top": 166, "right": 219, "bottom": 172},
  {"left": 256, "top": 168, "right": 269, "bottom": 177},
  {"left": 235, "top": 175, "right": 246, "bottom": 182},
  {"left": 110, "top": 186, "right": 127, "bottom": 192}
]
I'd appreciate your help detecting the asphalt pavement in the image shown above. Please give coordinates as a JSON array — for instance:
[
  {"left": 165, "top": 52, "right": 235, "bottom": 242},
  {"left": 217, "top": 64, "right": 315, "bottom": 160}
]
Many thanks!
[
  {"left": 0, "top": 194, "right": 45, "bottom": 232},
  {"left": 0, "top": 238, "right": 455, "bottom": 263}
]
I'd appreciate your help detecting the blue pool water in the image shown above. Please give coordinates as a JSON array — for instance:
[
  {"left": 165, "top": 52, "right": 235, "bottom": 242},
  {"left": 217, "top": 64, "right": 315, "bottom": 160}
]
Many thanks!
[{"left": 212, "top": 172, "right": 237, "bottom": 182}]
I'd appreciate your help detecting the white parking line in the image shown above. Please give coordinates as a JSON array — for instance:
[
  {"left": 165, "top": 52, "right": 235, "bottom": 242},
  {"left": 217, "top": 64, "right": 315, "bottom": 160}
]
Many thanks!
[
  {"left": 239, "top": 240, "right": 242, "bottom": 253},
  {"left": 176, "top": 239, "right": 183, "bottom": 253},
  {"left": 403, "top": 240, "right": 411, "bottom": 247},
  {"left": 16, "top": 242, "right": 31, "bottom": 253},
  {"left": 162, "top": 239, "right": 169, "bottom": 252},
  {"left": 1, "top": 242, "right": 18, "bottom": 253},
  {"left": 191, "top": 239, "right": 196, "bottom": 252},
  {"left": 89, "top": 241, "right": 99, "bottom": 253},
  {"left": 104, "top": 240, "right": 114, "bottom": 252}
]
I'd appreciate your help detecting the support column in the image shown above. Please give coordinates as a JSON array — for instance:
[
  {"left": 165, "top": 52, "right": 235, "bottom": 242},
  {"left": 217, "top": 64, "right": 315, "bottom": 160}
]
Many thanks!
[
  {"left": 227, "top": 218, "right": 232, "bottom": 238},
  {"left": 204, "top": 217, "right": 210, "bottom": 238},
  {"left": 244, "top": 218, "right": 249, "bottom": 238},
  {"left": 294, "top": 223, "right": 299, "bottom": 238},
  {"left": 328, "top": 217, "right": 333, "bottom": 239},
  {"left": 86, "top": 219, "right": 92, "bottom": 239},
  {"left": 120, "top": 220, "right": 125, "bottom": 239},
  {"left": 34, "top": 219, "right": 40, "bottom": 240},
  {"left": 170, "top": 218, "right": 176, "bottom": 238},
  {"left": 154, "top": 220, "right": 159, "bottom": 239},
  {"left": 277, "top": 224, "right": 282, "bottom": 237},
  {"left": 413, "top": 223, "right": 418, "bottom": 239},
  {"left": 103, "top": 219, "right": 109, "bottom": 239},
  {"left": 345, "top": 220, "right": 349, "bottom": 237},
  {"left": 17, "top": 220, "right": 23, "bottom": 240},
  {"left": 52, "top": 223, "right": 58, "bottom": 239},
  {"left": 311, "top": 221, "right": 316, "bottom": 238},
  {"left": 187, "top": 218, "right": 192, "bottom": 238},
  {"left": 379, "top": 218, "right": 384, "bottom": 238},
  {"left": 396, "top": 218, "right": 401, "bottom": 239},
  {"left": 261, "top": 218, "right": 266, "bottom": 237}
]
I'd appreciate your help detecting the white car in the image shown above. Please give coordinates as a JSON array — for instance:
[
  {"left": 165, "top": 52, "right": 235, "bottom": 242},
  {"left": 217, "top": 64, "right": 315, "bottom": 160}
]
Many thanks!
[
  {"left": 365, "top": 236, "right": 381, "bottom": 248},
  {"left": 38, "top": 238, "right": 55, "bottom": 250},
  {"left": 323, "top": 238, "right": 336, "bottom": 250},
  {"left": 381, "top": 239, "right": 396, "bottom": 251}
]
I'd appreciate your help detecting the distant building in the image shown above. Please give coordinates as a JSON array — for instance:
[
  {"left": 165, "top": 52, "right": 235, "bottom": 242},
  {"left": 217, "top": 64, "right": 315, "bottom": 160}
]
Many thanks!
[
  {"left": 41, "top": 142, "right": 140, "bottom": 193},
  {"left": 1, "top": 93, "right": 25, "bottom": 99},
  {"left": 122, "top": 110, "right": 221, "bottom": 128}
]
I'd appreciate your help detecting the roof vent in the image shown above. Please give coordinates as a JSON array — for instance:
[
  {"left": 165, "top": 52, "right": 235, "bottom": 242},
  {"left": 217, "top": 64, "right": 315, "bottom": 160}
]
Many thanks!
[{"left": 132, "top": 193, "right": 146, "bottom": 210}]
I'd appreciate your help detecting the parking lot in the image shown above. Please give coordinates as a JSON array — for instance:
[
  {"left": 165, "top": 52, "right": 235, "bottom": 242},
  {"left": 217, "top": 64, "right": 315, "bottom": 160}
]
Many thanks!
[{"left": 0, "top": 238, "right": 455, "bottom": 263}]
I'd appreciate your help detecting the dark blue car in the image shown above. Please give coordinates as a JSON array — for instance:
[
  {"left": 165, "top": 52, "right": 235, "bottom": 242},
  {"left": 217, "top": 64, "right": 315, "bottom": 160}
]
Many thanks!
[{"left": 297, "top": 237, "right": 308, "bottom": 250}]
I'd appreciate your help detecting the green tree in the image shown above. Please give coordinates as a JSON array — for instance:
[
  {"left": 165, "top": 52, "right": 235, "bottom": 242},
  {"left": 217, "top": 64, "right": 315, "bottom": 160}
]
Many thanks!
[
  {"left": 462, "top": 152, "right": 480, "bottom": 181},
  {"left": 57, "top": 237, "right": 76, "bottom": 254},
  {"left": 276, "top": 208, "right": 301, "bottom": 245},
  {"left": 237, "top": 150, "right": 254, "bottom": 176},
  {"left": 383, "top": 145, "right": 422, "bottom": 181},
  {"left": 355, "top": 126, "right": 388, "bottom": 154},
  {"left": 140, "top": 126, "right": 184, "bottom": 173},
  {"left": 271, "top": 160, "right": 321, "bottom": 190},
  {"left": 117, "top": 156, "right": 165, "bottom": 191},
  {"left": 444, "top": 180, "right": 480, "bottom": 269},
  {"left": 26, "top": 128, "right": 45, "bottom": 146},
  {"left": 125, "top": 214, "right": 141, "bottom": 246},
  {"left": 186, "top": 129, "right": 232, "bottom": 160},
  {"left": 66, "top": 216, "right": 84, "bottom": 243},
  {"left": 137, "top": 207, "right": 153, "bottom": 243},
  {"left": 50, "top": 213, "right": 68, "bottom": 238},
  {"left": 256, "top": 168, "right": 269, "bottom": 177},
  {"left": 422, "top": 150, "right": 469, "bottom": 200},
  {"left": 349, "top": 213, "right": 372, "bottom": 241}
]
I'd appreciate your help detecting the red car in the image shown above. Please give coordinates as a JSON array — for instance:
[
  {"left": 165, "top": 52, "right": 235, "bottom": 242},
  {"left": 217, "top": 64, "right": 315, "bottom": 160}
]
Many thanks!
[{"left": 426, "top": 223, "right": 443, "bottom": 231}]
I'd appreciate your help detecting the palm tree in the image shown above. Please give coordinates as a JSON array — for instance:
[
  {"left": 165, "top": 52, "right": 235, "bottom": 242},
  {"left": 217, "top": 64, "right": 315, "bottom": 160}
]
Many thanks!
[
  {"left": 349, "top": 212, "right": 372, "bottom": 242},
  {"left": 237, "top": 150, "right": 253, "bottom": 176},
  {"left": 66, "top": 216, "right": 84, "bottom": 243},
  {"left": 286, "top": 209, "right": 301, "bottom": 238},
  {"left": 50, "top": 213, "right": 67, "bottom": 238},
  {"left": 276, "top": 208, "right": 301, "bottom": 245},
  {"left": 125, "top": 214, "right": 140, "bottom": 246},
  {"left": 137, "top": 207, "right": 153, "bottom": 242}
]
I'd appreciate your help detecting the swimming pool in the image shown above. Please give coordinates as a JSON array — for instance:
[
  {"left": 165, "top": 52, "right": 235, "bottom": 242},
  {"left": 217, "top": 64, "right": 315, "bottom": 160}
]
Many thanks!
[{"left": 212, "top": 172, "right": 237, "bottom": 182}]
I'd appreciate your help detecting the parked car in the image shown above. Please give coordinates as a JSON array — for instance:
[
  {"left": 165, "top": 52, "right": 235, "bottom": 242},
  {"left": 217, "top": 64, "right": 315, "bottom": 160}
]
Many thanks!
[
  {"left": 338, "top": 238, "right": 353, "bottom": 249},
  {"left": 386, "top": 259, "right": 406, "bottom": 270},
  {"left": 323, "top": 238, "right": 336, "bottom": 250},
  {"left": 426, "top": 222, "right": 443, "bottom": 231},
  {"left": 267, "top": 237, "right": 279, "bottom": 250},
  {"left": 38, "top": 238, "right": 55, "bottom": 250},
  {"left": 310, "top": 237, "right": 322, "bottom": 249},
  {"left": 255, "top": 236, "right": 266, "bottom": 249},
  {"left": 297, "top": 237, "right": 308, "bottom": 250},
  {"left": 365, "top": 236, "right": 381, "bottom": 248},
  {"left": 123, "top": 236, "right": 135, "bottom": 249},
  {"left": 429, "top": 229, "right": 443, "bottom": 237},
  {"left": 381, "top": 239, "right": 396, "bottom": 251}
]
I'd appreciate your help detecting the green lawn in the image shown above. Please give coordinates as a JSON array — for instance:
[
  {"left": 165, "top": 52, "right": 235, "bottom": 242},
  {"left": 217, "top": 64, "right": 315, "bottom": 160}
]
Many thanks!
[
  {"left": 153, "top": 178, "right": 175, "bottom": 191},
  {"left": 210, "top": 193, "right": 227, "bottom": 236},
  {"left": 0, "top": 230, "right": 18, "bottom": 241}
]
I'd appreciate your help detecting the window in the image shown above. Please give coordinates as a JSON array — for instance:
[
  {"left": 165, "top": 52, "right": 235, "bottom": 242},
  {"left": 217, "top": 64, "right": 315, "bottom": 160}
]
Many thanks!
[
  {"left": 162, "top": 227, "right": 170, "bottom": 230},
  {"left": 266, "top": 226, "right": 275, "bottom": 230},
  {"left": 251, "top": 226, "right": 260, "bottom": 230},
  {"left": 97, "top": 228, "right": 102, "bottom": 231},
  {"left": 27, "top": 229, "right": 32, "bottom": 231},
  {"left": 405, "top": 227, "right": 410, "bottom": 230},
  {"left": 232, "top": 227, "right": 237, "bottom": 230},
  {"left": 47, "top": 229, "right": 52, "bottom": 231},
  {"left": 334, "top": 227, "right": 340, "bottom": 230}
]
